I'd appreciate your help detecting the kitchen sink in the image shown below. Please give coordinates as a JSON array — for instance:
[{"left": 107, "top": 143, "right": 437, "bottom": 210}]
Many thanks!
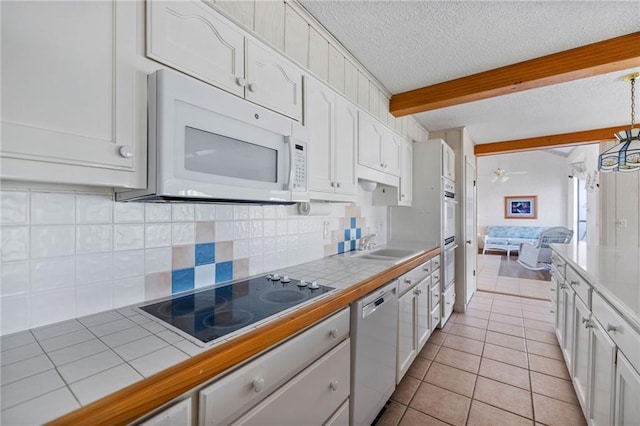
[{"left": 347, "top": 247, "right": 424, "bottom": 264}]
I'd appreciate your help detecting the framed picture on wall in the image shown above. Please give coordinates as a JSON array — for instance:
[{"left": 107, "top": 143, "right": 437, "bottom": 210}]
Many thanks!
[{"left": 505, "top": 195, "right": 537, "bottom": 219}]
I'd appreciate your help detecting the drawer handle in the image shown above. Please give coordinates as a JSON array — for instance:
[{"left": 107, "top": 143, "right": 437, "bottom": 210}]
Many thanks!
[
  {"left": 329, "top": 380, "right": 339, "bottom": 391},
  {"left": 570, "top": 280, "right": 580, "bottom": 286},
  {"left": 252, "top": 378, "right": 265, "bottom": 393},
  {"left": 236, "top": 77, "right": 246, "bottom": 87},
  {"left": 581, "top": 317, "right": 589, "bottom": 324},
  {"left": 404, "top": 279, "right": 412, "bottom": 284},
  {"left": 607, "top": 324, "right": 618, "bottom": 333},
  {"left": 423, "top": 267, "right": 430, "bottom": 272},
  {"left": 329, "top": 328, "right": 339, "bottom": 339}
]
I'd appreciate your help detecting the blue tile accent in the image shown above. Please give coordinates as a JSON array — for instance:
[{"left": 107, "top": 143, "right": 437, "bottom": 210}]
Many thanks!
[
  {"left": 338, "top": 242, "right": 345, "bottom": 254},
  {"left": 172, "top": 268, "right": 195, "bottom": 294},
  {"left": 350, "top": 240, "right": 356, "bottom": 251},
  {"left": 215, "top": 261, "right": 233, "bottom": 283},
  {"left": 350, "top": 217, "right": 356, "bottom": 228},
  {"left": 356, "top": 228, "right": 362, "bottom": 239},
  {"left": 344, "top": 229, "right": 350, "bottom": 241},
  {"left": 195, "top": 243, "right": 215, "bottom": 266}
]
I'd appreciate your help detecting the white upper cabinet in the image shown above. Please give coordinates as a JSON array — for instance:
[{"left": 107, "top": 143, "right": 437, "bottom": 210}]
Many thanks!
[
  {"left": 147, "top": 0, "right": 245, "bottom": 97},
  {"left": 442, "top": 142, "right": 455, "bottom": 180},
  {"left": 245, "top": 40, "right": 303, "bottom": 122},
  {"left": 1, "top": 0, "right": 143, "bottom": 188},
  {"left": 399, "top": 140, "right": 413, "bottom": 205},
  {"left": 147, "top": 0, "right": 302, "bottom": 121},
  {"left": 305, "top": 77, "right": 357, "bottom": 201},
  {"left": 358, "top": 112, "right": 385, "bottom": 171},
  {"left": 382, "top": 130, "right": 401, "bottom": 177}
]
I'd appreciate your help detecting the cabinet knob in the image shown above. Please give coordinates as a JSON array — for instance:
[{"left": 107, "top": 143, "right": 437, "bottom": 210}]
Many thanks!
[
  {"left": 248, "top": 83, "right": 257, "bottom": 92},
  {"left": 236, "top": 77, "right": 246, "bottom": 87},
  {"left": 466, "top": 240, "right": 472, "bottom": 244},
  {"left": 252, "top": 378, "right": 265, "bottom": 392},
  {"left": 570, "top": 280, "right": 580, "bottom": 286},
  {"left": 401, "top": 194, "right": 405, "bottom": 198},
  {"left": 581, "top": 317, "right": 589, "bottom": 324},
  {"left": 118, "top": 145, "right": 134, "bottom": 159},
  {"left": 607, "top": 324, "right": 618, "bottom": 332},
  {"left": 329, "top": 328, "right": 339, "bottom": 338},
  {"left": 329, "top": 380, "right": 339, "bottom": 391},
  {"left": 404, "top": 279, "right": 412, "bottom": 284},
  {"left": 330, "top": 182, "right": 335, "bottom": 187},
  {"left": 336, "top": 182, "right": 342, "bottom": 188}
]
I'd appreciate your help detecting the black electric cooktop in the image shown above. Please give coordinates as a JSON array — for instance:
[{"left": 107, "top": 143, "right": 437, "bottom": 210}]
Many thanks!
[{"left": 140, "top": 275, "right": 333, "bottom": 344}]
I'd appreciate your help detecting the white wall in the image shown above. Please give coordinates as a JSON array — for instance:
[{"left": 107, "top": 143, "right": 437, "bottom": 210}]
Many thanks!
[
  {"left": 477, "top": 151, "right": 569, "bottom": 231},
  {"left": 0, "top": 182, "right": 385, "bottom": 335}
]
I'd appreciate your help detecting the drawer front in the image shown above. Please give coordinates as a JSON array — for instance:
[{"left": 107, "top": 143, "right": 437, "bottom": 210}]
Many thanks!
[
  {"left": 325, "top": 398, "right": 349, "bottom": 426},
  {"left": 431, "top": 255, "right": 441, "bottom": 271},
  {"left": 431, "top": 268, "right": 440, "bottom": 284},
  {"left": 443, "top": 285, "right": 455, "bottom": 324},
  {"left": 430, "top": 305, "right": 440, "bottom": 330},
  {"left": 592, "top": 292, "right": 640, "bottom": 373},
  {"left": 550, "top": 252, "right": 566, "bottom": 279},
  {"left": 139, "top": 398, "right": 192, "bottom": 426},
  {"left": 234, "top": 339, "right": 351, "bottom": 425},
  {"left": 566, "top": 265, "right": 591, "bottom": 308},
  {"left": 199, "top": 308, "right": 350, "bottom": 425},
  {"left": 399, "top": 261, "right": 431, "bottom": 294},
  {"left": 430, "top": 282, "right": 441, "bottom": 311}
]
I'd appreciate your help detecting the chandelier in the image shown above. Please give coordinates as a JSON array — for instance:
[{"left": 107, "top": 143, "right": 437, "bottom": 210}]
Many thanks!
[{"left": 598, "top": 72, "right": 640, "bottom": 172}]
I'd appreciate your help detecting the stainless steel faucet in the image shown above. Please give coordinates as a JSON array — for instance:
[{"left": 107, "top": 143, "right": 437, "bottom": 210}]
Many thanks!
[{"left": 358, "top": 233, "right": 377, "bottom": 250}]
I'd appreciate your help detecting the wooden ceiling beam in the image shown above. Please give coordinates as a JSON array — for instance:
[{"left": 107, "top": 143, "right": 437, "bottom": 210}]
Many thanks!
[
  {"left": 474, "top": 125, "right": 628, "bottom": 156},
  {"left": 389, "top": 32, "right": 640, "bottom": 117}
]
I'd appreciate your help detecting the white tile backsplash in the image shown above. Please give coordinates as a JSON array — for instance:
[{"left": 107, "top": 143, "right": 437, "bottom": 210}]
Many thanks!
[
  {"left": 0, "top": 185, "right": 385, "bottom": 335},
  {"left": 0, "top": 190, "right": 28, "bottom": 225},
  {"left": 31, "top": 257, "right": 75, "bottom": 291},
  {"left": 76, "top": 194, "right": 113, "bottom": 224},
  {"left": 31, "top": 225, "right": 74, "bottom": 258},
  {"left": 30, "top": 192, "right": 75, "bottom": 225}
]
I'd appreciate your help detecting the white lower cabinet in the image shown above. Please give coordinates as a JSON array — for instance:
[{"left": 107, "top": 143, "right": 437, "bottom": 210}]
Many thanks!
[
  {"left": 325, "top": 399, "right": 349, "bottom": 426},
  {"left": 560, "top": 283, "right": 576, "bottom": 373},
  {"left": 416, "top": 279, "right": 430, "bottom": 350},
  {"left": 588, "top": 319, "right": 616, "bottom": 426},
  {"left": 615, "top": 351, "right": 640, "bottom": 425},
  {"left": 140, "top": 399, "right": 192, "bottom": 426},
  {"left": 199, "top": 308, "right": 350, "bottom": 425},
  {"left": 234, "top": 339, "right": 350, "bottom": 425},
  {"left": 572, "top": 297, "right": 591, "bottom": 416},
  {"left": 397, "top": 288, "right": 418, "bottom": 384}
]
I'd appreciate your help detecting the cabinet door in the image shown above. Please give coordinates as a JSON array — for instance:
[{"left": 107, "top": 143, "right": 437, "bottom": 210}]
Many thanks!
[
  {"left": 146, "top": 0, "right": 245, "bottom": 97},
  {"left": 334, "top": 97, "right": 358, "bottom": 197},
  {"left": 305, "top": 78, "right": 335, "bottom": 194},
  {"left": 1, "top": 0, "right": 141, "bottom": 188},
  {"left": 572, "top": 297, "right": 590, "bottom": 416},
  {"left": 588, "top": 320, "right": 616, "bottom": 426},
  {"left": 382, "top": 131, "right": 401, "bottom": 176},
  {"left": 615, "top": 351, "right": 640, "bottom": 426},
  {"left": 358, "top": 112, "right": 383, "bottom": 170},
  {"left": 246, "top": 40, "right": 303, "bottom": 121},
  {"left": 562, "top": 285, "right": 576, "bottom": 372},
  {"left": 397, "top": 290, "right": 417, "bottom": 384},
  {"left": 399, "top": 140, "right": 413, "bottom": 205},
  {"left": 442, "top": 143, "right": 455, "bottom": 180},
  {"left": 556, "top": 281, "right": 567, "bottom": 347},
  {"left": 416, "top": 280, "right": 430, "bottom": 350}
]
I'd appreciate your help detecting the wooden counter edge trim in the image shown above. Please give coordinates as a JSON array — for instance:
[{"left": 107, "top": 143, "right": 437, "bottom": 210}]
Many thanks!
[{"left": 48, "top": 247, "right": 441, "bottom": 426}]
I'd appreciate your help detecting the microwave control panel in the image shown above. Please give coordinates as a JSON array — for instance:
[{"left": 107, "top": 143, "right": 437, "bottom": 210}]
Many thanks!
[{"left": 292, "top": 142, "right": 307, "bottom": 191}]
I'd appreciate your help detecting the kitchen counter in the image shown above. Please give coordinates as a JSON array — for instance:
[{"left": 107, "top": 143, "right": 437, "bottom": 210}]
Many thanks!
[
  {"left": 0, "top": 243, "right": 439, "bottom": 425},
  {"left": 551, "top": 241, "right": 640, "bottom": 332}
]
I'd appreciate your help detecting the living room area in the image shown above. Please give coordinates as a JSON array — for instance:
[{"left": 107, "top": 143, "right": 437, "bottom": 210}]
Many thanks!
[{"left": 475, "top": 144, "right": 600, "bottom": 300}]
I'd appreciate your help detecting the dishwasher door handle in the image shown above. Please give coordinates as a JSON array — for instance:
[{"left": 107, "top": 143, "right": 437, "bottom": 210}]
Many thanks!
[{"left": 362, "top": 292, "right": 395, "bottom": 319}]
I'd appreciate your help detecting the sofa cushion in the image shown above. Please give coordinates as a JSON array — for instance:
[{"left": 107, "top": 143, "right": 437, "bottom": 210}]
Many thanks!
[{"left": 485, "top": 226, "right": 546, "bottom": 239}]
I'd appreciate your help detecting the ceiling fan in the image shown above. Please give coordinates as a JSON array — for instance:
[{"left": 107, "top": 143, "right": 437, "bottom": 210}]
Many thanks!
[{"left": 490, "top": 167, "right": 527, "bottom": 183}]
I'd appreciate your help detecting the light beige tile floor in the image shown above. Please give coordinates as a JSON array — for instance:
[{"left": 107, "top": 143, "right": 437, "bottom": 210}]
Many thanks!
[
  {"left": 476, "top": 254, "right": 551, "bottom": 299},
  {"left": 376, "top": 291, "right": 586, "bottom": 426}
]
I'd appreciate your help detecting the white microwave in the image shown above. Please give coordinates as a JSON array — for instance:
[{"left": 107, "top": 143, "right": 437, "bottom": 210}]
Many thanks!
[{"left": 116, "top": 69, "right": 308, "bottom": 204}]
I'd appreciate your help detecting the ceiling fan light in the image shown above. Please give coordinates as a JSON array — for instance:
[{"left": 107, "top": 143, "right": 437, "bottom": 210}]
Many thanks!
[{"left": 501, "top": 175, "right": 509, "bottom": 183}]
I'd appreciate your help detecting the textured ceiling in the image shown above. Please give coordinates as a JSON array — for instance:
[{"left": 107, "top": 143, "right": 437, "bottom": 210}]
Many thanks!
[{"left": 299, "top": 0, "right": 640, "bottom": 144}]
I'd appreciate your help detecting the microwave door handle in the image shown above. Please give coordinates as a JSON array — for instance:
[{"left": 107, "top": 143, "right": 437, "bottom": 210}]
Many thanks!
[{"left": 285, "top": 136, "right": 295, "bottom": 190}]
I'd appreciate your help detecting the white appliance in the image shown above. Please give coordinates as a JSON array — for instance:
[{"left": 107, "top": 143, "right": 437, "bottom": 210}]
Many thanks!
[
  {"left": 116, "top": 69, "right": 309, "bottom": 204},
  {"left": 350, "top": 280, "right": 399, "bottom": 425},
  {"left": 388, "top": 139, "right": 456, "bottom": 326}
]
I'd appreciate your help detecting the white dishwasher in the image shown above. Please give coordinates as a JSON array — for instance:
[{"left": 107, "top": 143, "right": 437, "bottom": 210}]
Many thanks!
[{"left": 350, "top": 280, "right": 399, "bottom": 426}]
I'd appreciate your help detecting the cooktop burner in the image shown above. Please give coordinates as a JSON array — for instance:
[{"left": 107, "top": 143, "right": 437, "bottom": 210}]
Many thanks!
[{"left": 139, "top": 275, "right": 333, "bottom": 344}]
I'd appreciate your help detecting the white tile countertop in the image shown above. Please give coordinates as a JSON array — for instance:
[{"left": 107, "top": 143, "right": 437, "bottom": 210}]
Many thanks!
[
  {"left": 0, "top": 244, "right": 436, "bottom": 424},
  {"left": 551, "top": 241, "right": 640, "bottom": 333}
]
